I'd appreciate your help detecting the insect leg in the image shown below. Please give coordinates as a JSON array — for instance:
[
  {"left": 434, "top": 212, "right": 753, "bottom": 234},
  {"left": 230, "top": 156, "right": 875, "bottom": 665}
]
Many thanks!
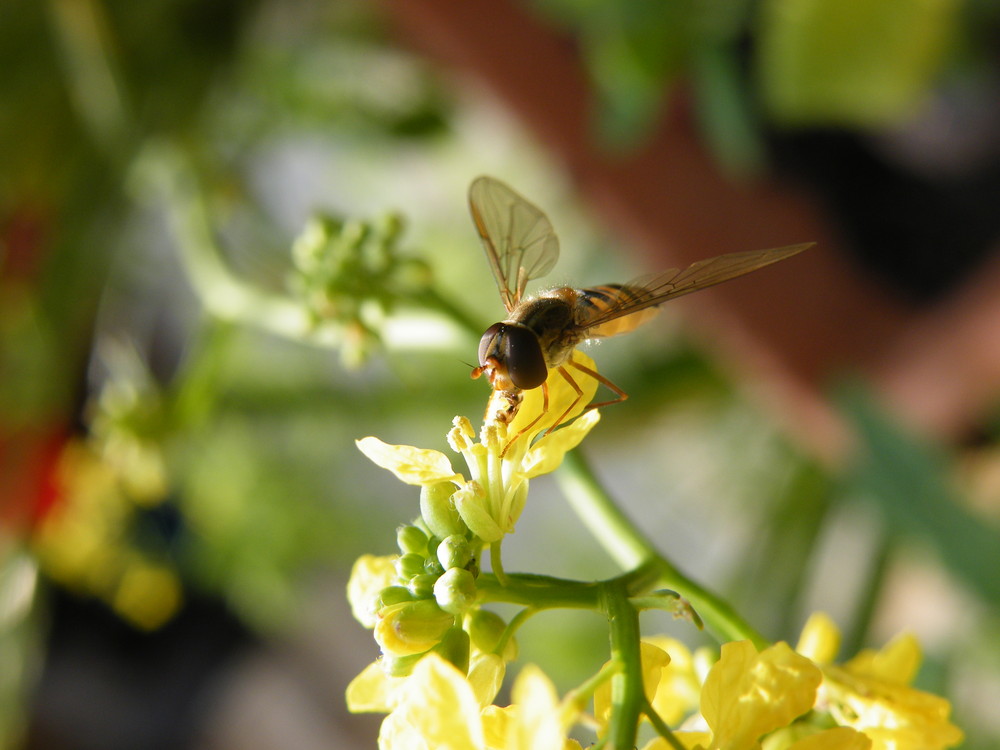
[
  {"left": 567, "top": 358, "right": 628, "bottom": 410},
  {"left": 500, "top": 380, "right": 550, "bottom": 457},
  {"left": 545, "top": 365, "right": 585, "bottom": 434}
]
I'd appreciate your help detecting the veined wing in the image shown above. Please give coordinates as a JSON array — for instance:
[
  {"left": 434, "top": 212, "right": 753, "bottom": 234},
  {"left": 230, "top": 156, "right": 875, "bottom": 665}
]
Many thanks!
[
  {"left": 469, "top": 176, "right": 560, "bottom": 313},
  {"left": 581, "top": 243, "right": 813, "bottom": 337}
]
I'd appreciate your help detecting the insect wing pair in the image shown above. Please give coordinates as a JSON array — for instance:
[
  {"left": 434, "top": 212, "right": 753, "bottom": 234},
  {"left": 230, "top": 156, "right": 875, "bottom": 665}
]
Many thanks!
[{"left": 468, "top": 175, "right": 811, "bottom": 434}]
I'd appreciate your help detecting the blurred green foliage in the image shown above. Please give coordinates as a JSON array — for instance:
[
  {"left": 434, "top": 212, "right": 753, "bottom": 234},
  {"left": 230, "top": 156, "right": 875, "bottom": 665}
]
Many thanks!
[{"left": 1, "top": 0, "right": 999, "bottom": 747}]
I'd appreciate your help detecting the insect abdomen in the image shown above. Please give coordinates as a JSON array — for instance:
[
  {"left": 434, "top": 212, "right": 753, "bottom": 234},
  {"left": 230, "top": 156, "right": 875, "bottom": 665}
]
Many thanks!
[{"left": 575, "top": 284, "right": 661, "bottom": 338}]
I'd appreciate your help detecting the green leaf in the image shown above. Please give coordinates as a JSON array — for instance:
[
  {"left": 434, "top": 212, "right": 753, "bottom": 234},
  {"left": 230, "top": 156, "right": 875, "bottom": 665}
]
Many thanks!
[
  {"left": 836, "top": 381, "right": 1000, "bottom": 604},
  {"left": 757, "top": 0, "right": 962, "bottom": 126}
]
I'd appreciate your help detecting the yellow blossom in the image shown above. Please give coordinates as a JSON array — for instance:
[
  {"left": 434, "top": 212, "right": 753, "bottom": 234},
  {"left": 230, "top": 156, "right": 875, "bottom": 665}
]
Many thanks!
[
  {"left": 377, "top": 654, "right": 582, "bottom": 750},
  {"left": 355, "top": 351, "right": 602, "bottom": 543},
  {"left": 796, "top": 613, "right": 964, "bottom": 750},
  {"left": 482, "top": 664, "right": 584, "bottom": 750},
  {"left": 594, "top": 641, "right": 672, "bottom": 733},
  {"left": 379, "top": 653, "right": 486, "bottom": 750},
  {"left": 347, "top": 554, "right": 398, "bottom": 628},
  {"left": 347, "top": 661, "right": 407, "bottom": 713},
  {"left": 643, "top": 636, "right": 704, "bottom": 725},
  {"left": 700, "top": 640, "right": 822, "bottom": 750}
]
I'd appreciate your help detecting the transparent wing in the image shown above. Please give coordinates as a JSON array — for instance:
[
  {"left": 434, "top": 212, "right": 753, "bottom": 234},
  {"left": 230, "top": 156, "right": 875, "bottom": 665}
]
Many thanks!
[
  {"left": 469, "top": 176, "right": 560, "bottom": 313},
  {"left": 580, "top": 243, "right": 813, "bottom": 335}
]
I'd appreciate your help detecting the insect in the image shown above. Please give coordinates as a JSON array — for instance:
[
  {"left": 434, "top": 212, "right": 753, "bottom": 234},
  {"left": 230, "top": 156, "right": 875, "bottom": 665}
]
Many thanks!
[{"left": 468, "top": 175, "right": 812, "bottom": 440}]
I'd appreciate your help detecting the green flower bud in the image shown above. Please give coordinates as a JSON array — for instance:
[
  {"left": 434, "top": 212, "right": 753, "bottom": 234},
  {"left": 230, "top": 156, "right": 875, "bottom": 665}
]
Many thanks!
[
  {"left": 467, "top": 609, "right": 517, "bottom": 661},
  {"left": 423, "top": 557, "right": 445, "bottom": 577},
  {"left": 377, "top": 585, "right": 415, "bottom": 609},
  {"left": 381, "top": 652, "right": 424, "bottom": 678},
  {"left": 432, "top": 626, "right": 471, "bottom": 674},
  {"left": 396, "top": 552, "right": 425, "bottom": 580},
  {"left": 375, "top": 599, "right": 455, "bottom": 656},
  {"left": 407, "top": 573, "right": 437, "bottom": 599},
  {"left": 433, "top": 567, "right": 477, "bottom": 616},
  {"left": 420, "top": 482, "right": 466, "bottom": 538},
  {"left": 437, "top": 534, "right": 473, "bottom": 571},
  {"left": 396, "top": 525, "right": 428, "bottom": 555}
]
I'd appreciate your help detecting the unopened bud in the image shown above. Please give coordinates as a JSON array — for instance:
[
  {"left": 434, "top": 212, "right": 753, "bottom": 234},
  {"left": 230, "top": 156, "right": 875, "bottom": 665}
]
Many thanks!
[
  {"left": 433, "top": 626, "right": 471, "bottom": 674},
  {"left": 433, "top": 567, "right": 477, "bottom": 615},
  {"left": 396, "top": 553, "right": 425, "bottom": 580},
  {"left": 396, "top": 525, "right": 428, "bottom": 555},
  {"left": 375, "top": 599, "right": 455, "bottom": 656},
  {"left": 420, "top": 482, "right": 465, "bottom": 538},
  {"left": 467, "top": 609, "right": 517, "bottom": 661},
  {"left": 437, "top": 534, "right": 472, "bottom": 571}
]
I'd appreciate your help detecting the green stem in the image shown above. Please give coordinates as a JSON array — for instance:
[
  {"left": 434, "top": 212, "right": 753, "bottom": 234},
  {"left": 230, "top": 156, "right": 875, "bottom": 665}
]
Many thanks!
[
  {"left": 489, "top": 542, "right": 509, "bottom": 587},
  {"left": 601, "top": 578, "right": 644, "bottom": 750},
  {"left": 557, "top": 449, "right": 767, "bottom": 649},
  {"left": 643, "top": 699, "right": 686, "bottom": 750},
  {"left": 476, "top": 572, "right": 601, "bottom": 610}
]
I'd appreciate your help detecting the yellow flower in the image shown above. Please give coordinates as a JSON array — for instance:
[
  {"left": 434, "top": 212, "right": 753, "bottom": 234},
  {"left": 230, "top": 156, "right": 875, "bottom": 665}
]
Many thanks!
[
  {"left": 698, "top": 640, "right": 822, "bottom": 750},
  {"left": 643, "top": 636, "right": 705, "bottom": 725},
  {"left": 377, "top": 654, "right": 582, "bottom": 750},
  {"left": 347, "top": 554, "right": 398, "bottom": 628},
  {"left": 356, "top": 351, "right": 601, "bottom": 543},
  {"left": 797, "top": 613, "right": 964, "bottom": 750}
]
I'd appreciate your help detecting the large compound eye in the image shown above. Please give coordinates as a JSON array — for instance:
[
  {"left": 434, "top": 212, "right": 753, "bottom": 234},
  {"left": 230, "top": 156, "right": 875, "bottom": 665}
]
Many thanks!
[
  {"left": 478, "top": 322, "right": 505, "bottom": 366},
  {"left": 503, "top": 325, "right": 547, "bottom": 390}
]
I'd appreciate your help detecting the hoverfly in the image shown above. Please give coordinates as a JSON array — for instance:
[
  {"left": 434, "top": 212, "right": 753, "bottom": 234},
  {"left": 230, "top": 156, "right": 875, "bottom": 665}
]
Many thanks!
[{"left": 468, "top": 175, "right": 811, "bottom": 440}]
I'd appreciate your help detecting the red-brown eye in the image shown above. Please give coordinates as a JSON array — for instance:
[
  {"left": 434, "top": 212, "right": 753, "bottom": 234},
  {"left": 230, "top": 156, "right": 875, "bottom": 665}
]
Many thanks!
[
  {"left": 478, "top": 323, "right": 505, "bottom": 366},
  {"left": 502, "top": 325, "right": 547, "bottom": 390}
]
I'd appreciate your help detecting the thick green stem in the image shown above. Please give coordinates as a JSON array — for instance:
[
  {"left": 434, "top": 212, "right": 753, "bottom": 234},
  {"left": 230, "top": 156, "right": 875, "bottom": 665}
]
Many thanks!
[
  {"left": 601, "top": 578, "right": 645, "bottom": 750},
  {"left": 476, "top": 572, "right": 601, "bottom": 610},
  {"left": 557, "top": 449, "right": 767, "bottom": 649}
]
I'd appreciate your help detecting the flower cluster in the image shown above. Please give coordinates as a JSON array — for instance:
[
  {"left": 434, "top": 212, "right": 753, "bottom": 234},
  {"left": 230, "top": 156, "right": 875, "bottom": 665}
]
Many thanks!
[
  {"left": 348, "top": 353, "right": 601, "bottom": 712},
  {"left": 350, "top": 611, "right": 963, "bottom": 749},
  {"left": 346, "top": 351, "right": 963, "bottom": 749}
]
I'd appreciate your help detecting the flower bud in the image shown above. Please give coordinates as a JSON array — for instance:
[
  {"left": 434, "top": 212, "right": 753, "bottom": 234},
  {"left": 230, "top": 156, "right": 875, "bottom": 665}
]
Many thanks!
[
  {"left": 378, "top": 585, "right": 416, "bottom": 609},
  {"left": 437, "top": 534, "right": 473, "bottom": 571},
  {"left": 433, "top": 567, "right": 477, "bottom": 615},
  {"left": 396, "top": 524, "right": 428, "bottom": 555},
  {"left": 407, "top": 573, "right": 437, "bottom": 599},
  {"left": 467, "top": 608, "right": 517, "bottom": 661},
  {"left": 453, "top": 482, "right": 503, "bottom": 543},
  {"left": 432, "top": 626, "right": 471, "bottom": 674},
  {"left": 423, "top": 557, "right": 445, "bottom": 577},
  {"left": 420, "top": 482, "right": 465, "bottom": 538},
  {"left": 381, "top": 651, "right": 424, "bottom": 678},
  {"left": 375, "top": 599, "right": 455, "bottom": 656},
  {"left": 396, "top": 552, "right": 425, "bottom": 580}
]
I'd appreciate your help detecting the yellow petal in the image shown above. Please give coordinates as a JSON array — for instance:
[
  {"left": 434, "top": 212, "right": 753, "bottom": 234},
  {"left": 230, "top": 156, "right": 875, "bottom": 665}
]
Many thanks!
[
  {"left": 823, "top": 664, "right": 964, "bottom": 749},
  {"left": 468, "top": 652, "right": 506, "bottom": 707},
  {"left": 505, "top": 351, "right": 601, "bottom": 442},
  {"left": 347, "top": 661, "right": 405, "bottom": 713},
  {"left": 509, "top": 664, "right": 566, "bottom": 750},
  {"left": 521, "top": 410, "right": 601, "bottom": 479},
  {"left": 347, "top": 554, "right": 398, "bottom": 628},
  {"left": 641, "top": 732, "right": 711, "bottom": 750},
  {"left": 381, "top": 653, "right": 485, "bottom": 750},
  {"left": 643, "top": 636, "right": 702, "bottom": 726},
  {"left": 454, "top": 483, "right": 505, "bottom": 542},
  {"left": 796, "top": 612, "right": 841, "bottom": 665},
  {"left": 357, "top": 436, "right": 462, "bottom": 486},
  {"left": 787, "top": 726, "right": 872, "bottom": 750},
  {"left": 843, "top": 633, "right": 921, "bottom": 686},
  {"left": 595, "top": 643, "right": 671, "bottom": 734},
  {"left": 701, "top": 640, "right": 821, "bottom": 750},
  {"left": 482, "top": 705, "right": 512, "bottom": 749}
]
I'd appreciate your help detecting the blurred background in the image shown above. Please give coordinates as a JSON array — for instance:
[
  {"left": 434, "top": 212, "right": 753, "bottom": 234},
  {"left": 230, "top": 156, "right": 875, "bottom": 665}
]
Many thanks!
[{"left": 2, "top": 0, "right": 1000, "bottom": 747}]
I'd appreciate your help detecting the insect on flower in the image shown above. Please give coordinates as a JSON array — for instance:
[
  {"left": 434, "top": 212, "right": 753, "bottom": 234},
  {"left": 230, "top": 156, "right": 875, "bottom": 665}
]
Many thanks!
[{"left": 469, "top": 175, "right": 812, "bottom": 440}]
